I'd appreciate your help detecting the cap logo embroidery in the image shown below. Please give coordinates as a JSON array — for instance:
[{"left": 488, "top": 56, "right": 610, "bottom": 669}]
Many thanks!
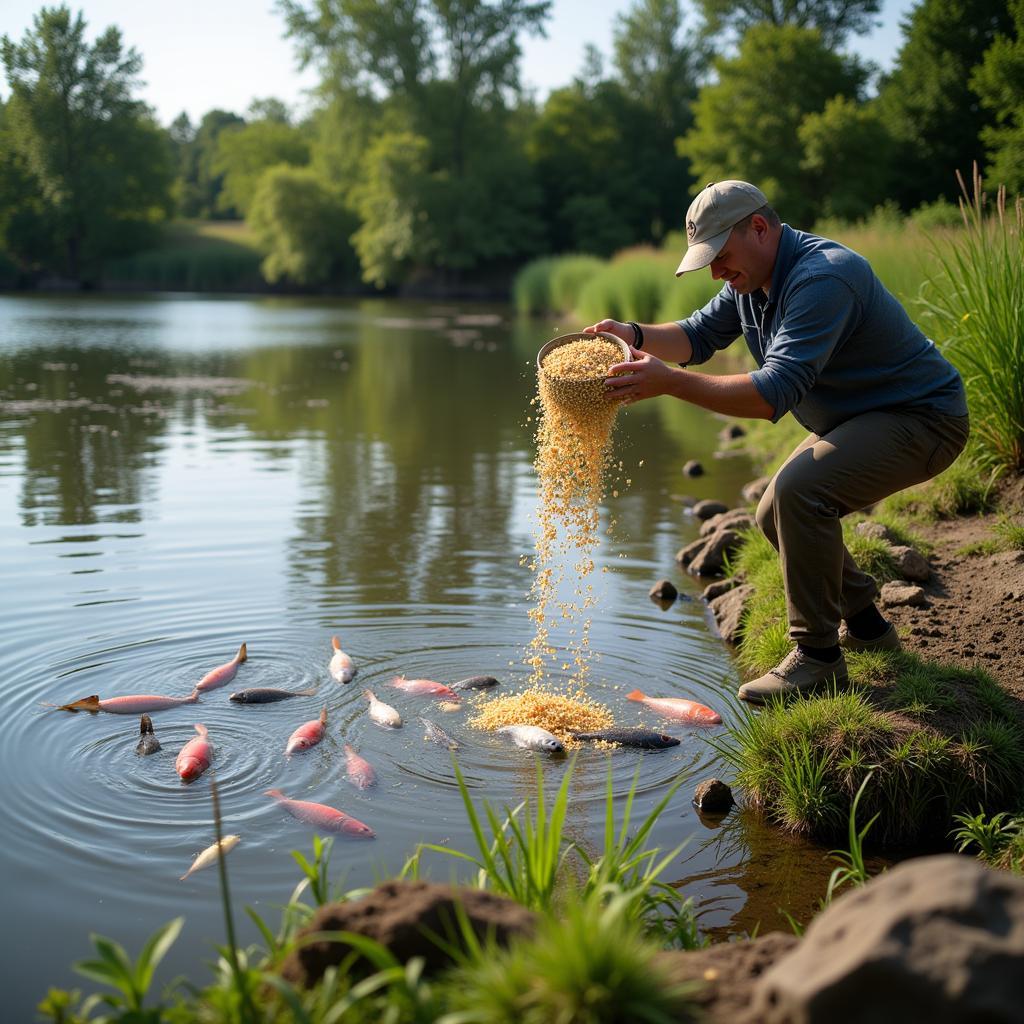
[{"left": 686, "top": 219, "right": 697, "bottom": 240}]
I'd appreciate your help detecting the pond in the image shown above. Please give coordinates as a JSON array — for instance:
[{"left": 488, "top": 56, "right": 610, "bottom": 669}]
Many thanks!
[{"left": 0, "top": 293, "right": 833, "bottom": 1016}]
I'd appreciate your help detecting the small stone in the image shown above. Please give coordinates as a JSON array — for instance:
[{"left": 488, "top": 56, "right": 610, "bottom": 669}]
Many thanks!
[
  {"left": 682, "top": 459, "right": 704, "bottom": 477},
  {"left": 649, "top": 579, "right": 678, "bottom": 602},
  {"left": 691, "top": 499, "right": 729, "bottom": 520},
  {"left": 702, "top": 578, "right": 739, "bottom": 602},
  {"left": 700, "top": 509, "right": 756, "bottom": 537},
  {"left": 888, "top": 544, "right": 931, "bottom": 582},
  {"left": 689, "top": 528, "right": 743, "bottom": 577},
  {"left": 854, "top": 520, "right": 899, "bottom": 543},
  {"left": 741, "top": 476, "right": 771, "bottom": 504},
  {"left": 693, "top": 778, "right": 734, "bottom": 813},
  {"left": 880, "top": 581, "right": 927, "bottom": 607},
  {"left": 718, "top": 423, "right": 747, "bottom": 442},
  {"left": 676, "top": 537, "right": 709, "bottom": 567}
]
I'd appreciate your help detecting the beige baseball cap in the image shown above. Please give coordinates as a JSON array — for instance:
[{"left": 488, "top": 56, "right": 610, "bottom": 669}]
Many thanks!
[{"left": 676, "top": 180, "right": 769, "bottom": 276}]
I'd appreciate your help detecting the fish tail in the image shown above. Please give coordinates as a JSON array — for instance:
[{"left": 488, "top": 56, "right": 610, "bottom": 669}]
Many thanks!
[
  {"left": 332, "top": 635, "right": 341, "bottom": 651},
  {"left": 187, "top": 688, "right": 201, "bottom": 702},
  {"left": 237, "top": 642, "right": 247, "bottom": 663},
  {"left": 626, "top": 689, "right": 645, "bottom": 702},
  {"left": 319, "top": 707, "right": 327, "bottom": 725},
  {"left": 180, "top": 867, "right": 194, "bottom": 881},
  {"left": 57, "top": 695, "right": 102, "bottom": 713},
  {"left": 296, "top": 687, "right": 318, "bottom": 697},
  {"left": 195, "top": 723, "right": 208, "bottom": 739},
  {"left": 363, "top": 689, "right": 376, "bottom": 702},
  {"left": 344, "top": 743, "right": 354, "bottom": 755},
  {"left": 140, "top": 714, "right": 154, "bottom": 735},
  {"left": 265, "top": 788, "right": 284, "bottom": 799}
]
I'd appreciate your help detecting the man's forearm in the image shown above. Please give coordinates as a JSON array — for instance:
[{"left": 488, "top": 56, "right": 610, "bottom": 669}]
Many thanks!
[
  {"left": 667, "top": 369, "right": 775, "bottom": 419},
  {"left": 635, "top": 322, "right": 694, "bottom": 366}
]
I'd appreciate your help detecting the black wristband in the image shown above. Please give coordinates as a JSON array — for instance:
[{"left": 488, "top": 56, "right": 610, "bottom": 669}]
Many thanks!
[{"left": 627, "top": 321, "right": 644, "bottom": 350}]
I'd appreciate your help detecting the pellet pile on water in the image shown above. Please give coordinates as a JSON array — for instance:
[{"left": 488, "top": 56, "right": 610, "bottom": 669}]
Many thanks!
[{"left": 467, "top": 685, "right": 615, "bottom": 749}]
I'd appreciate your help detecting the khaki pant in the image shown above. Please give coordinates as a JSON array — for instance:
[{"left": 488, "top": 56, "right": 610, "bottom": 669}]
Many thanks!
[{"left": 755, "top": 408, "right": 970, "bottom": 649}]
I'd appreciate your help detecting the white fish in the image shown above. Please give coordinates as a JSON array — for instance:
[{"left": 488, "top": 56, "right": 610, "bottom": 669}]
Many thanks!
[
  {"left": 330, "top": 636, "right": 356, "bottom": 683},
  {"left": 180, "top": 835, "right": 240, "bottom": 880},
  {"left": 364, "top": 688, "right": 402, "bottom": 728},
  {"left": 496, "top": 725, "right": 564, "bottom": 753}
]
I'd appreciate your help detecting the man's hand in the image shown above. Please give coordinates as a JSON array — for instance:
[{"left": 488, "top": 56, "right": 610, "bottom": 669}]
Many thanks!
[
  {"left": 584, "top": 319, "right": 633, "bottom": 344},
  {"left": 604, "top": 347, "right": 680, "bottom": 405}
]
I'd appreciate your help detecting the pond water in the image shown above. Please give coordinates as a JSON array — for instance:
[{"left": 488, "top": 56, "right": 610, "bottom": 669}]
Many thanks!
[{"left": 0, "top": 293, "right": 834, "bottom": 1016}]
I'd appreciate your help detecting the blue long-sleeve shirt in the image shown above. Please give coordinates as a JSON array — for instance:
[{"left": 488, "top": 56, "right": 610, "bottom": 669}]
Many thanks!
[{"left": 677, "top": 225, "right": 967, "bottom": 435}]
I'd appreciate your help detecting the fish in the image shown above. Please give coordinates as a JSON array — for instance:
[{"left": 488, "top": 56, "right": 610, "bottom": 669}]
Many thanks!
[
  {"left": 496, "top": 725, "right": 565, "bottom": 754},
  {"left": 265, "top": 789, "right": 375, "bottom": 838},
  {"left": 451, "top": 675, "right": 500, "bottom": 691},
  {"left": 438, "top": 701, "right": 462, "bottom": 713},
  {"left": 626, "top": 689, "right": 722, "bottom": 726},
  {"left": 570, "top": 727, "right": 681, "bottom": 749},
  {"left": 229, "top": 685, "right": 317, "bottom": 703},
  {"left": 420, "top": 717, "right": 459, "bottom": 750},
  {"left": 330, "top": 636, "right": 356, "bottom": 683},
  {"left": 389, "top": 676, "right": 460, "bottom": 700},
  {"left": 343, "top": 744, "right": 377, "bottom": 789},
  {"left": 196, "top": 643, "right": 247, "bottom": 692},
  {"left": 180, "top": 835, "right": 240, "bottom": 880},
  {"left": 286, "top": 707, "right": 328, "bottom": 755},
  {"left": 364, "top": 689, "right": 402, "bottom": 728},
  {"left": 56, "top": 690, "right": 201, "bottom": 714},
  {"left": 175, "top": 723, "right": 212, "bottom": 782},
  {"left": 136, "top": 714, "right": 161, "bottom": 755}
]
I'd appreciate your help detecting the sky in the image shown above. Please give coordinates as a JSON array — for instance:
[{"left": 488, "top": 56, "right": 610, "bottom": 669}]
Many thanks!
[{"left": 0, "top": 0, "right": 919, "bottom": 126}]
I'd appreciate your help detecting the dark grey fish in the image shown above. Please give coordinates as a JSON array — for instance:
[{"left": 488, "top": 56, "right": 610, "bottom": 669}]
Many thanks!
[
  {"left": 451, "top": 675, "right": 499, "bottom": 691},
  {"left": 420, "top": 717, "right": 459, "bottom": 750},
  {"left": 229, "top": 686, "right": 317, "bottom": 704},
  {"left": 136, "top": 714, "right": 161, "bottom": 755},
  {"left": 570, "top": 728, "right": 680, "bottom": 750}
]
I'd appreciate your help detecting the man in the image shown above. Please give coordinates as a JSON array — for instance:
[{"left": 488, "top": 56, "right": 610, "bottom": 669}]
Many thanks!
[{"left": 587, "top": 180, "right": 969, "bottom": 703}]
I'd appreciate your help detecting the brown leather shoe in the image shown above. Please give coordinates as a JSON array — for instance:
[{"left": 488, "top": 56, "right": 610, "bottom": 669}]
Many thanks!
[
  {"left": 839, "top": 622, "right": 902, "bottom": 653},
  {"left": 738, "top": 648, "right": 849, "bottom": 705}
]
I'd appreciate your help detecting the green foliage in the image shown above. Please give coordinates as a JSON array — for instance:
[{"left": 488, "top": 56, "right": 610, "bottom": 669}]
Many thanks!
[
  {"left": 249, "top": 165, "right": 359, "bottom": 286},
  {"left": 824, "top": 772, "right": 879, "bottom": 904},
  {"left": 171, "top": 109, "right": 245, "bottom": 219},
  {"left": 214, "top": 119, "right": 310, "bottom": 216},
  {"left": 875, "top": 0, "right": 1014, "bottom": 208},
  {"left": 909, "top": 198, "right": 964, "bottom": 229},
  {"left": 952, "top": 809, "right": 1022, "bottom": 862},
  {"left": 994, "top": 515, "right": 1024, "bottom": 550},
  {"left": 694, "top": 0, "right": 881, "bottom": 48},
  {"left": 917, "top": 170, "right": 1024, "bottom": 473},
  {"left": 679, "top": 24, "right": 868, "bottom": 226},
  {"left": 971, "top": 0, "right": 1024, "bottom": 193},
  {"left": 513, "top": 256, "right": 559, "bottom": 314},
  {"left": 880, "top": 458, "right": 998, "bottom": 519},
  {"left": 1, "top": 6, "right": 174, "bottom": 280},
  {"left": 550, "top": 255, "right": 604, "bottom": 314}
]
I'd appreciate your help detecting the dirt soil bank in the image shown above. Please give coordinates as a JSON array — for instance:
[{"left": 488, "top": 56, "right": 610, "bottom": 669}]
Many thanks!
[{"left": 883, "top": 476, "right": 1024, "bottom": 704}]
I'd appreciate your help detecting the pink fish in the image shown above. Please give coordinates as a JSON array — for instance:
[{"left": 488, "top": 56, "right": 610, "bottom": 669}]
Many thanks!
[
  {"left": 265, "top": 789, "right": 375, "bottom": 837},
  {"left": 196, "top": 642, "right": 247, "bottom": 692},
  {"left": 389, "top": 676, "right": 460, "bottom": 700},
  {"left": 286, "top": 708, "right": 328, "bottom": 755},
  {"left": 56, "top": 690, "right": 200, "bottom": 714},
  {"left": 330, "top": 636, "right": 356, "bottom": 683},
  {"left": 176, "top": 724, "right": 212, "bottom": 782},
  {"left": 343, "top": 744, "right": 376, "bottom": 789},
  {"left": 627, "top": 689, "right": 722, "bottom": 725}
]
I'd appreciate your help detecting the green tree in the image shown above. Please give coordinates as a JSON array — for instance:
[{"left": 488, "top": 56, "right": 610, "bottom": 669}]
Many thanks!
[
  {"left": 694, "top": 0, "right": 880, "bottom": 48},
  {"left": 875, "top": 0, "right": 1014, "bottom": 208},
  {"left": 1, "top": 5, "right": 174, "bottom": 280},
  {"left": 248, "top": 164, "right": 359, "bottom": 285},
  {"left": 678, "top": 24, "right": 867, "bottom": 226},
  {"left": 173, "top": 108, "right": 245, "bottom": 218},
  {"left": 213, "top": 118, "right": 310, "bottom": 216},
  {"left": 799, "top": 96, "right": 894, "bottom": 221},
  {"left": 971, "top": 0, "right": 1024, "bottom": 192}
]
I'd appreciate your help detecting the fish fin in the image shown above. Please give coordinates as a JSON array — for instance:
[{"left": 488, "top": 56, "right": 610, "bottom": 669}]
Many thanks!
[
  {"left": 295, "top": 687, "right": 318, "bottom": 697},
  {"left": 265, "top": 788, "right": 284, "bottom": 799},
  {"left": 626, "top": 689, "right": 645, "bottom": 702},
  {"left": 363, "top": 689, "right": 375, "bottom": 702},
  {"left": 319, "top": 707, "right": 328, "bottom": 725},
  {"left": 237, "top": 642, "right": 247, "bottom": 663},
  {"left": 332, "top": 635, "right": 341, "bottom": 651},
  {"left": 57, "top": 695, "right": 101, "bottom": 713},
  {"left": 195, "top": 723, "right": 208, "bottom": 738}
]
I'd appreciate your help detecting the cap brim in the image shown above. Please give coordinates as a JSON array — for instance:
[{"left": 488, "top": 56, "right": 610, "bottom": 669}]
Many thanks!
[{"left": 675, "top": 225, "right": 732, "bottom": 277}]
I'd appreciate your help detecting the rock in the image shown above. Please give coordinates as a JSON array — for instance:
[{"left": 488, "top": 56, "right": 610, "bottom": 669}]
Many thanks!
[
  {"left": 656, "top": 933, "right": 800, "bottom": 1024},
  {"left": 280, "top": 881, "right": 536, "bottom": 986},
  {"left": 689, "top": 529, "right": 743, "bottom": 576},
  {"left": 693, "top": 778, "right": 734, "bottom": 813},
  {"left": 888, "top": 544, "right": 931, "bottom": 582},
  {"left": 747, "top": 854, "right": 1024, "bottom": 1024},
  {"left": 702, "top": 578, "right": 739, "bottom": 601},
  {"left": 682, "top": 459, "right": 705, "bottom": 477},
  {"left": 701, "top": 509, "right": 757, "bottom": 537},
  {"left": 692, "top": 499, "right": 729, "bottom": 520},
  {"left": 676, "top": 536, "right": 709, "bottom": 567},
  {"left": 854, "top": 520, "right": 899, "bottom": 544},
  {"left": 718, "top": 423, "right": 747, "bottom": 443},
  {"left": 741, "top": 476, "right": 771, "bottom": 504},
  {"left": 709, "top": 583, "right": 754, "bottom": 644},
  {"left": 880, "top": 581, "right": 927, "bottom": 607},
  {"left": 649, "top": 579, "right": 678, "bottom": 602}
]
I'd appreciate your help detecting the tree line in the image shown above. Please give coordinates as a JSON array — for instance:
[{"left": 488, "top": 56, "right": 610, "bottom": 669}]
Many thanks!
[{"left": 1, "top": 0, "right": 1022, "bottom": 290}]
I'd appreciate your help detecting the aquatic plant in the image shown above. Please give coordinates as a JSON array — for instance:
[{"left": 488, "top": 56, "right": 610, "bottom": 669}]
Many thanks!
[
  {"left": 513, "top": 256, "right": 559, "bottom": 315},
  {"left": 823, "top": 773, "right": 880, "bottom": 904}
]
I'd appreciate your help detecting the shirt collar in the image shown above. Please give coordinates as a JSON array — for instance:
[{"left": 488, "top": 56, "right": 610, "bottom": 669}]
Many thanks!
[{"left": 764, "top": 224, "right": 797, "bottom": 303}]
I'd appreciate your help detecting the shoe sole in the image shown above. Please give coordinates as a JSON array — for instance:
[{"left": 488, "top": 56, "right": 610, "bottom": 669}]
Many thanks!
[{"left": 737, "top": 673, "right": 851, "bottom": 706}]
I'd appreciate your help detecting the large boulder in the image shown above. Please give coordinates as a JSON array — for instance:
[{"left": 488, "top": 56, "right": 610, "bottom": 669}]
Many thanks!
[
  {"left": 709, "top": 583, "right": 754, "bottom": 644},
  {"left": 747, "top": 854, "right": 1024, "bottom": 1024},
  {"left": 280, "top": 881, "right": 536, "bottom": 986}
]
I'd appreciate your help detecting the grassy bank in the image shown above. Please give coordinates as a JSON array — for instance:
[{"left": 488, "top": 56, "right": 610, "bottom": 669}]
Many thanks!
[{"left": 101, "top": 220, "right": 265, "bottom": 291}]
